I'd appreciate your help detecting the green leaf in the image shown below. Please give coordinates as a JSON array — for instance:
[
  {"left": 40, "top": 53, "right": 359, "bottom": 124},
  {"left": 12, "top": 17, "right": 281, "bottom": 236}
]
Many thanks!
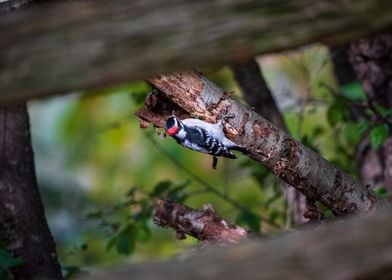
[
  {"left": 382, "top": 108, "right": 392, "bottom": 118},
  {"left": 0, "top": 249, "right": 22, "bottom": 268},
  {"left": 312, "top": 126, "right": 324, "bottom": 138},
  {"left": 344, "top": 122, "right": 368, "bottom": 145},
  {"left": 84, "top": 210, "right": 103, "bottom": 220},
  {"left": 117, "top": 224, "right": 137, "bottom": 255},
  {"left": 167, "top": 180, "right": 190, "bottom": 202},
  {"left": 373, "top": 186, "right": 389, "bottom": 199},
  {"left": 269, "top": 210, "right": 281, "bottom": 224},
  {"left": 369, "top": 124, "right": 389, "bottom": 149},
  {"left": 236, "top": 211, "right": 260, "bottom": 232},
  {"left": 341, "top": 82, "right": 367, "bottom": 101},
  {"left": 136, "top": 224, "right": 151, "bottom": 243},
  {"left": 327, "top": 101, "right": 348, "bottom": 126},
  {"left": 150, "top": 181, "right": 172, "bottom": 197}
]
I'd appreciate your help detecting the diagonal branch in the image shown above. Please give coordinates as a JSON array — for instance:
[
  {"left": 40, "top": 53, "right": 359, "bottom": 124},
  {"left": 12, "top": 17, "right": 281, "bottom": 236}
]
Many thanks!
[
  {"left": 231, "top": 59, "right": 307, "bottom": 225},
  {"left": 137, "top": 70, "right": 389, "bottom": 215}
]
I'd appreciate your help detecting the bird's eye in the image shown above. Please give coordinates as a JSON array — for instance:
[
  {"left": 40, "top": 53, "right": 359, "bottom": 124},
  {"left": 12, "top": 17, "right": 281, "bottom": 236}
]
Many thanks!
[{"left": 166, "top": 117, "right": 176, "bottom": 129}]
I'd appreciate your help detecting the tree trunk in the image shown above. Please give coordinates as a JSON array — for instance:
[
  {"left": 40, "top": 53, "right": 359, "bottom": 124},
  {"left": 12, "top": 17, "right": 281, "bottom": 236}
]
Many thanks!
[
  {"left": 1, "top": 0, "right": 392, "bottom": 103},
  {"left": 0, "top": 2, "right": 63, "bottom": 279},
  {"left": 92, "top": 209, "right": 392, "bottom": 280},
  {"left": 0, "top": 105, "right": 63, "bottom": 279},
  {"left": 136, "top": 70, "right": 389, "bottom": 216},
  {"left": 230, "top": 59, "right": 307, "bottom": 225},
  {"left": 348, "top": 33, "right": 392, "bottom": 193},
  {"left": 331, "top": 35, "right": 392, "bottom": 195}
]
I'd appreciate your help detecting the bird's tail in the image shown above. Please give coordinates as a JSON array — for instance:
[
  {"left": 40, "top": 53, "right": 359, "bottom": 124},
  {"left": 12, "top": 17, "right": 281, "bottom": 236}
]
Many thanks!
[
  {"left": 222, "top": 152, "right": 237, "bottom": 159},
  {"left": 230, "top": 145, "right": 249, "bottom": 155}
]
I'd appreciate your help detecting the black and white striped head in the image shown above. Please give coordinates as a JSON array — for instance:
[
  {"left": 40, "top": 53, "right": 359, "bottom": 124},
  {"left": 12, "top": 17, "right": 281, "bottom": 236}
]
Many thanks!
[{"left": 165, "top": 116, "right": 183, "bottom": 137}]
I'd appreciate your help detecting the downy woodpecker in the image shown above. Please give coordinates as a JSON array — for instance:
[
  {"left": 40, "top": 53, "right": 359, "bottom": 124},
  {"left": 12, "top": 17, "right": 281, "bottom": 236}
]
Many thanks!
[{"left": 165, "top": 115, "right": 247, "bottom": 168}]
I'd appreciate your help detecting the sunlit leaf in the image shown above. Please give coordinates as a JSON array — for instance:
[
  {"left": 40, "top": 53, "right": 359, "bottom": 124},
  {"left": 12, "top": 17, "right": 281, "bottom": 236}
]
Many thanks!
[{"left": 369, "top": 124, "right": 389, "bottom": 149}]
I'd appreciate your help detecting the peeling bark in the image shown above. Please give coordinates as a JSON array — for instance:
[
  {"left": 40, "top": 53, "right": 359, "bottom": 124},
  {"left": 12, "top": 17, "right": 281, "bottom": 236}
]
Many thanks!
[
  {"left": 231, "top": 59, "right": 307, "bottom": 225},
  {"left": 93, "top": 209, "right": 392, "bottom": 280},
  {"left": 153, "top": 199, "right": 247, "bottom": 244},
  {"left": 137, "top": 70, "right": 389, "bottom": 215}
]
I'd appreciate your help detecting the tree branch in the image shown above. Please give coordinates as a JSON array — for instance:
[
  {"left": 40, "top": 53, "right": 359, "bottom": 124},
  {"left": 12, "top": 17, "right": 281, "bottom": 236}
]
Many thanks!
[
  {"left": 153, "top": 199, "right": 248, "bottom": 244},
  {"left": 92, "top": 209, "right": 392, "bottom": 280},
  {"left": 137, "top": 70, "right": 389, "bottom": 215},
  {"left": 1, "top": 0, "right": 392, "bottom": 103}
]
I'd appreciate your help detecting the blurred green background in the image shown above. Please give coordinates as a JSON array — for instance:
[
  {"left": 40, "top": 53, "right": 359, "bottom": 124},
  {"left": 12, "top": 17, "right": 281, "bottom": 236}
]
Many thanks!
[{"left": 27, "top": 45, "right": 362, "bottom": 276}]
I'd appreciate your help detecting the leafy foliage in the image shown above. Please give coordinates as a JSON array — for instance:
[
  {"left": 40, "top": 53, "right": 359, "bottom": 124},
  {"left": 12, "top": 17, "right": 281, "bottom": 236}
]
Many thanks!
[
  {"left": 341, "top": 82, "right": 367, "bottom": 102},
  {"left": 369, "top": 124, "right": 389, "bottom": 149},
  {"left": 0, "top": 246, "right": 22, "bottom": 280}
]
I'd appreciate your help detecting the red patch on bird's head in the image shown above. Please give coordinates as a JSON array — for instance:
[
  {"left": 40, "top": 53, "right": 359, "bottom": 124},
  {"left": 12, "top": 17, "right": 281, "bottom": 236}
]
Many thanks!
[{"left": 167, "top": 125, "right": 179, "bottom": 136}]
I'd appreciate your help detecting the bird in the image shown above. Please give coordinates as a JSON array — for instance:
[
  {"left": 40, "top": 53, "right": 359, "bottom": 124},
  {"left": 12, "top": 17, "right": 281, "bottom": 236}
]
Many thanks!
[{"left": 165, "top": 115, "right": 247, "bottom": 168}]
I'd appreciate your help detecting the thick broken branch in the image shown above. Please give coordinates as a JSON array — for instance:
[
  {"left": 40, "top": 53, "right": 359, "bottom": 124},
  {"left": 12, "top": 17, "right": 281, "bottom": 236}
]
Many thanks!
[
  {"left": 92, "top": 209, "right": 392, "bottom": 280},
  {"left": 138, "top": 70, "right": 389, "bottom": 215},
  {"left": 1, "top": 0, "right": 392, "bottom": 102},
  {"left": 153, "top": 199, "right": 247, "bottom": 244}
]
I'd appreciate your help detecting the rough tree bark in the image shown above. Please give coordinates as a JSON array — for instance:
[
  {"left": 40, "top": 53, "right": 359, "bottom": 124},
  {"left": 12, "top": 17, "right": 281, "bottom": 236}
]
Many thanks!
[
  {"left": 1, "top": 0, "right": 392, "bottom": 102},
  {"left": 136, "top": 70, "right": 389, "bottom": 216},
  {"left": 153, "top": 199, "right": 247, "bottom": 244},
  {"left": 0, "top": 106, "right": 63, "bottom": 279},
  {"left": 92, "top": 209, "right": 392, "bottom": 280},
  {"left": 231, "top": 59, "right": 307, "bottom": 225}
]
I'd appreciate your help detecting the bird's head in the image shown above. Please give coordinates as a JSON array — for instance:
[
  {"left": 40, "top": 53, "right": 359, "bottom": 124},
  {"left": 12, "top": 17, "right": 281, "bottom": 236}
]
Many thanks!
[{"left": 165, "top": 116, "right": 182, "bottom": 136}]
